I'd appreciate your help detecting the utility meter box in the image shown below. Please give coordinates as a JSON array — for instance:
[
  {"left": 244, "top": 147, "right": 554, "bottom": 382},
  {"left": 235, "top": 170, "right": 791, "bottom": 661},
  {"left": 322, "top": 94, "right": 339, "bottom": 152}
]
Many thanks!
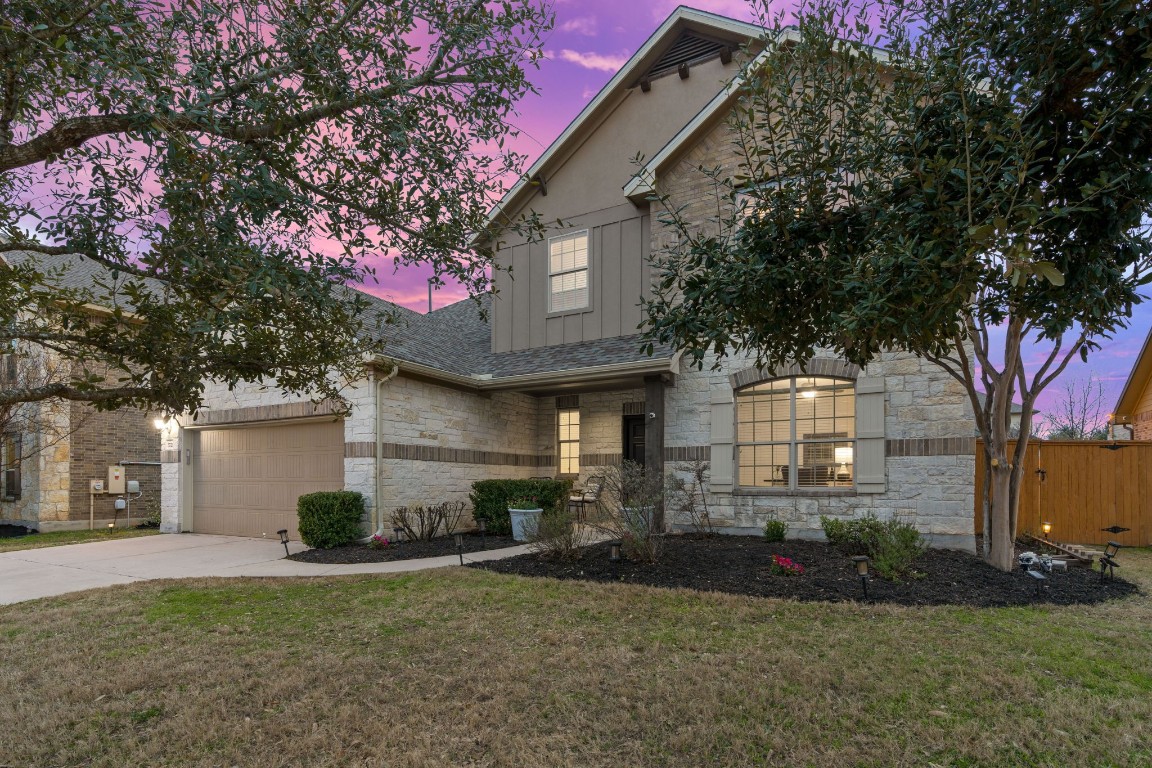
[
  {"left": 90, "top": 479, "right": 104, "bottom": 493},
  {"left": 126, "top": 480, "right": 140, "bottom": 494},
  {"left": 107, "top": 465, "right": 126, "bottom": 495},
  {"left": 114, "top": 497, "right": 127, "bottom": 511}
]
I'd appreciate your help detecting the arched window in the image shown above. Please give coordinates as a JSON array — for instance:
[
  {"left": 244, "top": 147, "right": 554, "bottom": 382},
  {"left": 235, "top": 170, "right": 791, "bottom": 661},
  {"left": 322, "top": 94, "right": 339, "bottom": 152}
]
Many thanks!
[{"left": 736, "top": 376, "right": 855, "bottom": 488}]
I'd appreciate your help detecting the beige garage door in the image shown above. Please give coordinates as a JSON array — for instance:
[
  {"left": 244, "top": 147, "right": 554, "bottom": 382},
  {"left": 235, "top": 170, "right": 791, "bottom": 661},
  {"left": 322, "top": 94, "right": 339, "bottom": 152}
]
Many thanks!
[{"left": 193, "top": 420, "right": 345, "bottom": 538}]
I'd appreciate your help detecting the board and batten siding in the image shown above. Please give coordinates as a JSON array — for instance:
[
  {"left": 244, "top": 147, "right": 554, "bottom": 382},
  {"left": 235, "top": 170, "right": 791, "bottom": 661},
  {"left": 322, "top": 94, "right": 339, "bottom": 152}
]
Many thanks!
[{"left": 493, "top": 204, "right": 651, "bottom": 353}]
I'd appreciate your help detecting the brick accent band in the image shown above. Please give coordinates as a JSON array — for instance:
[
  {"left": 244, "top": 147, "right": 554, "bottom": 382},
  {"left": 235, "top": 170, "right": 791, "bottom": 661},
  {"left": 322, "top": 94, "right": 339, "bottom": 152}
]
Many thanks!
[
  {"left": 665, "top": 445, "right": 710, "bottom": 462},
  {"left": 886, "top": 437, "right": 976, "bottom": 457},
  {"left": 730, "top": 357, "right": 861, "bottom": 389},
  {"left": 160, "top": 449, "right": 181, "bottom": 464},
  {"left": 192, "top": 399, "right": 345, "bottom": 427},
  {"left": 582, "top": 452, "right": 623, "bottom": 466},
  {"left": 345, "top": 442, "right": 376, "bottom": 458},
  {"left": 380, "top": 441, "right": 555, "bottom": 467},
  {"left": 622, "top": 401, "right": 647, "bottom": 415}
]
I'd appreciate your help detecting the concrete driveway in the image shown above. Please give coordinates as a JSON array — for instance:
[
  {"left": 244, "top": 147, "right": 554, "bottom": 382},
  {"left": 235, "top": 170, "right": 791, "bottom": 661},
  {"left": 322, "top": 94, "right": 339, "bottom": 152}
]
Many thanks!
[{"left": 0, "top": 533, "right": 529, "bottom": 606}]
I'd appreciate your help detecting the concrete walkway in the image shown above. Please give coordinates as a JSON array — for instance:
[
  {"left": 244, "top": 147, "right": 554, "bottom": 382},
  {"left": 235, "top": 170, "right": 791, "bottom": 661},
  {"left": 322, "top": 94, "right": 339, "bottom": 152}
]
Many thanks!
[{"left": 0, "top": 533, "right": 531, "bottom": 606}]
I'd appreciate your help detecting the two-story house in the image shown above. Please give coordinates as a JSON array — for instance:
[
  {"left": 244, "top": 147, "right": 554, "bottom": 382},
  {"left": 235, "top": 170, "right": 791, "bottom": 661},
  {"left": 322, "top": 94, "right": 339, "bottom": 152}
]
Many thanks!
[{"left": 160, "top": 7, "right": 976, "bottom": 550}]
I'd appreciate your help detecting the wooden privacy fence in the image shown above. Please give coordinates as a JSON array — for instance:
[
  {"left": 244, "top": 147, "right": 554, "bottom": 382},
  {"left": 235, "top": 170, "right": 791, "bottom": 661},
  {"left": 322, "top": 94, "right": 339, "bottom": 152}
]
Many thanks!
[{"left": 974, "top": 439, "right": 1152, "bottom": 547}]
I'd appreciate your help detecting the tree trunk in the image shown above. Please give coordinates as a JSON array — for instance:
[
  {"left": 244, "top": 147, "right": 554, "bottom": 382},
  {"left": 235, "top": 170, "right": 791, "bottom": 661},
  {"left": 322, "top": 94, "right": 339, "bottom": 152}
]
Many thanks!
[{"left": 987, "top": 461, "right": 1016, "bottom": 571}]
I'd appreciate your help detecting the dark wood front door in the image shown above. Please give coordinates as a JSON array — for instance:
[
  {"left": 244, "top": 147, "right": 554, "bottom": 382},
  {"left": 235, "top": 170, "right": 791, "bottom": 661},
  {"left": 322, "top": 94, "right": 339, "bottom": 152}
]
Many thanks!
[{"left": 623, "top": 415, "right": 646, "bottom": 466}]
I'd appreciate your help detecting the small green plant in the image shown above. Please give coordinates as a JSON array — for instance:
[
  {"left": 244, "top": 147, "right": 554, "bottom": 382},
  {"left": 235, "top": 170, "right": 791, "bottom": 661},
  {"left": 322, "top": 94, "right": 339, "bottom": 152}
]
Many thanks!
[
  {"left": 507, "top": 495, "right": 540, "bottom": 510},
  {"left": 768, "top": 554, "right": 804, "bottom": 576},
  {"left": 821, "top": 514, "right": 926, "bottom": 580},
  {"left": 297, "top": 491, "right": 365, "bottom": 549},
  {"left": 763, "top": 519, "right": 787, "bottom": 542}
]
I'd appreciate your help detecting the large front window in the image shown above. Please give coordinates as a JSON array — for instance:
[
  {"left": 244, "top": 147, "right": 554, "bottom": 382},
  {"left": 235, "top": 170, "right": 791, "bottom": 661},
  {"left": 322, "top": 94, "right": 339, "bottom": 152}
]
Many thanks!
[
  {"left": 548, "top": 231, "right": 589, "bottom": 312},
  {"left": 736, "top": 377, "right": 855, "bottom": 488}
]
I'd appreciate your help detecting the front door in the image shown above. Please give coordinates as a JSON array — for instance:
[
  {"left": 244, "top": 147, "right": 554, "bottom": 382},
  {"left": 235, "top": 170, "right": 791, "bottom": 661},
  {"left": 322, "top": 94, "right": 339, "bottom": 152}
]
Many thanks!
[{"left": 623, "top": 415, "right": 646, "bottom": 466}]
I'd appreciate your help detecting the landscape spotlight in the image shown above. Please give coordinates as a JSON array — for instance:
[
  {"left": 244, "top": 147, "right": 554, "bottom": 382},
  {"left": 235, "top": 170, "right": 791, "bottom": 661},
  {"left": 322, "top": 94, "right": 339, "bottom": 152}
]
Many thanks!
[
  {"left": 393, "top": 526, "right": 405, "bottom": 543},
  {"left": 477, "top": 518, "right": 487, "bottom": 548},
  {"left": 454, "top": 532, "right": 465, "bottom": 565},
  {"left": 277, "top": 529, "right": 290, "bottom": 557},
  {"left": 608, "top": 540, "right": 623, "bottom": 579},
  {"left": 852, "top": 555, "right": 871, "bottom": 599},
  {"left": 1041, "top": 522, "right": 1052, "bottom": 539}
]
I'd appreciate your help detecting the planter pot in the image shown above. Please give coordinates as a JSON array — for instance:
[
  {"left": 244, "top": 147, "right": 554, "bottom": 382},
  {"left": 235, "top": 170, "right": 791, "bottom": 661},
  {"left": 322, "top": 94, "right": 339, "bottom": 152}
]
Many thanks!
[{"left": 508, "top": 508, "right": 543, "bottom": 542}]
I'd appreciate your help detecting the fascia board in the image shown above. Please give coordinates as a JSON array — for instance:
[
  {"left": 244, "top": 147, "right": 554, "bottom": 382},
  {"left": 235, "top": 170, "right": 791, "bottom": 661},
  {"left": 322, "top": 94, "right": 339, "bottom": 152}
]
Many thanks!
[{"left": 1113, "top": 327, "right": 1152, "bottom": 422}]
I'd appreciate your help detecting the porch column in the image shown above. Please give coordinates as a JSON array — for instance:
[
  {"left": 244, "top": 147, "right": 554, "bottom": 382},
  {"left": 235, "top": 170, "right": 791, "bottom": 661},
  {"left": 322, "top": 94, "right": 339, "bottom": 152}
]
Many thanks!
[{"left": 644, "top": 374, "right": 666, "bottom": 530}]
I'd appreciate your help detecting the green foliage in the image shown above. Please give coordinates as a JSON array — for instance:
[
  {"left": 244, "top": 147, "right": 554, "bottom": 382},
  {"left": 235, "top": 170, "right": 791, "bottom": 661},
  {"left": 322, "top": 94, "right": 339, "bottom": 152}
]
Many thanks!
[
  {"left": 643, "top": 0, "right": 1152, "bottom": 570},
  {"left": 763, "top": 519, "right": 787, "bottom": 543},
  {"left": 0, "top": 0, "right": 552, "bottom": 415},
  {"left": 821, "top": 515, "right": 927, "bottom": 580},
  {"left": 297, "top": 491, "right": 365, "bottom": 549},
  {"left": 470, "top": 479, "right": 573, "bottom": 536}
]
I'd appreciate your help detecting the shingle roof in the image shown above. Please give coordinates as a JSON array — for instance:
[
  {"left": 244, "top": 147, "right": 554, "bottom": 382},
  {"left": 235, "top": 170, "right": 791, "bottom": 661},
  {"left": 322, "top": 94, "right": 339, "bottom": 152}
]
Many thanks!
[
  {"left": 2, "top": 249, "right": 169, "bottom": 310},
  {"left": 360, "top": 291, "right": 673, "bottom": 381}
]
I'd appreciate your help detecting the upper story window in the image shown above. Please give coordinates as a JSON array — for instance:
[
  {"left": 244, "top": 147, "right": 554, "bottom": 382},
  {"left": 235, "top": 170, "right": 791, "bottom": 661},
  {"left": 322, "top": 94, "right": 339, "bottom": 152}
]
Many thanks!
[
  {"left": 548, "top": 231, "right": 589, "bottom": 313},
  {"left": 736, "top": 376, "right": 855, "bottom": 489}
]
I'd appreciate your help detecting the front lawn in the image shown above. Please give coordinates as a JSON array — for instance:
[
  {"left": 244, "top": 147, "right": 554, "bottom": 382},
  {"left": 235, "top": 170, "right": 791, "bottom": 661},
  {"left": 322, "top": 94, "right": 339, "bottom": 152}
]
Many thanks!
[
  {"left": 0, "top": 527, "right": 159, "bottom": 552},
  {"left": 1, "top": 550, "right": 1149, "bottom": 767}
]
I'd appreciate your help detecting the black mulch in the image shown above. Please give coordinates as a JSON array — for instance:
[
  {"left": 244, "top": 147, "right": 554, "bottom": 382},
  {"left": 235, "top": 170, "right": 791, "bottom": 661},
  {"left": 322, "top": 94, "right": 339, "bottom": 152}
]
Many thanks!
[
  {"left": 468, "top": 535, "right": 1140, "bottom": 607},
  {"left": 287, "top": 531, "right": 519, "bottom": 564}
]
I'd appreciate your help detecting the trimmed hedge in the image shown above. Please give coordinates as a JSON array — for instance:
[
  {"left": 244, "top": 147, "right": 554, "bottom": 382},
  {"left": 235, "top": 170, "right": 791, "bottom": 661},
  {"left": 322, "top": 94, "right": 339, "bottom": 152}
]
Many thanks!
[
  {"left": 297, "top": 491, "right": 365, "bottom": 549},
  {"left": 469, "top": 479, "right": 574, "bottom": 536}
]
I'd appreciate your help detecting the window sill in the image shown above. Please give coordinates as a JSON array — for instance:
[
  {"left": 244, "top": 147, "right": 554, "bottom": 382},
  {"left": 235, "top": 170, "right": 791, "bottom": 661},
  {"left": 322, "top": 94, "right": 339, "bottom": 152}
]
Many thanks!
[
  {"left": 546, "top": 307, "right": 593, "bottom": 320},
  {"left": 732, "top": 487, "right": 858, "bottom": 497}
]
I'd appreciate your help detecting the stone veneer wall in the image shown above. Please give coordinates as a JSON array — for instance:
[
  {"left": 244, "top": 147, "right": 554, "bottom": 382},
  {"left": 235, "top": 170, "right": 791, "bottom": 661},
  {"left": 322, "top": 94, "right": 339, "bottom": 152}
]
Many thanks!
[
  {"left": 664, "top": 352, "right": 976, "bottom": 550},
  {"left": 536, "top": 389, "right": 646, "bottom": 487},
  {"left": 376, "top": 375, "right": 542, "bottom": 522},
  {"left": 652, "top": 106, "right": 976, "bottom": 551}
]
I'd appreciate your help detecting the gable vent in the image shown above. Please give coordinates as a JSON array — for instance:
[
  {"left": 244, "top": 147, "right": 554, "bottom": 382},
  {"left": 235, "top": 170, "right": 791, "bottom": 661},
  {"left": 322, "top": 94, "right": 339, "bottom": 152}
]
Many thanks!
[{"left": 646, "top": 32, "right": 729, "bottom": 80}]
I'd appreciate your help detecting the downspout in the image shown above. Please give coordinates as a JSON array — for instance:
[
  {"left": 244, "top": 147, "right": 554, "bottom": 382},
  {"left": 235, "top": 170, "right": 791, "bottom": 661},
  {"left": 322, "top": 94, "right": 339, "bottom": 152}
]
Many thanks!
[{"left": 370, "top": 363, "right": 399, "bottom": 538}]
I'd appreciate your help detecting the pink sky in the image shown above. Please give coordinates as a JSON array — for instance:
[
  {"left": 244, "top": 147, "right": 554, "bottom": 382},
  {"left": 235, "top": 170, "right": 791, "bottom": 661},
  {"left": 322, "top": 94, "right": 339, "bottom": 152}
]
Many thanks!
[{"left": 369, "top": 1, "right": 1149, "bottom": 421}]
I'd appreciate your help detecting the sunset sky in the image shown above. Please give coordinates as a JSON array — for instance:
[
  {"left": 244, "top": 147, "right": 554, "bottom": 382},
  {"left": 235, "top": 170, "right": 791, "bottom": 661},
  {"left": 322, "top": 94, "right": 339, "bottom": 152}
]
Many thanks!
[{"left": 374, "top": 0, "right": 1148, "bottom": 420}]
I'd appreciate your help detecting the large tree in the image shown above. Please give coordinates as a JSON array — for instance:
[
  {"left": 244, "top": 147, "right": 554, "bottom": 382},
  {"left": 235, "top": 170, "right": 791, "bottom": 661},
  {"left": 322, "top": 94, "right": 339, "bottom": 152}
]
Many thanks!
[
  {"left": 0, "top": 0, "right": 549, "bottom": 414},
  {"left": 643, "top": 0, "right": 1152, "bottom": 570}
]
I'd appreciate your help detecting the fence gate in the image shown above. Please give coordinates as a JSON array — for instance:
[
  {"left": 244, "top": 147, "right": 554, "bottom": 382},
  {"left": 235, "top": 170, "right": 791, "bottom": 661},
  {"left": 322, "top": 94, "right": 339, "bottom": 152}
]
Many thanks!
[{"left": 974, "top": 439, "right": 1151, "bottom": 546}]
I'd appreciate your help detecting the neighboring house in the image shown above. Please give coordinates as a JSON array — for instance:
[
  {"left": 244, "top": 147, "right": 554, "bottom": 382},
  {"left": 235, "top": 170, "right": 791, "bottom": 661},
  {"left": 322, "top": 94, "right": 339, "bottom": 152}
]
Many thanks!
[
  {"left": 161, "top": 7, "right": 976, "bottom": 550},
  {"left": 975, "top": 392, "right": 1036, "bottom": 436},
  {"left": 0, "top": 252, "right": 161, "bottom": 531},
  {"left": 1112, "top": 326, "right": 1152, "bottom": 439}
]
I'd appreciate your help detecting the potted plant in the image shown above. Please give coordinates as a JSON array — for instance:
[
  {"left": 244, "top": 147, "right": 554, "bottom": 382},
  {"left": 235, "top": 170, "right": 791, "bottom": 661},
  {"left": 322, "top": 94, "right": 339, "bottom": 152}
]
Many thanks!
[{"left": 507, "top": 494, "right": 543, "bottom": 542}]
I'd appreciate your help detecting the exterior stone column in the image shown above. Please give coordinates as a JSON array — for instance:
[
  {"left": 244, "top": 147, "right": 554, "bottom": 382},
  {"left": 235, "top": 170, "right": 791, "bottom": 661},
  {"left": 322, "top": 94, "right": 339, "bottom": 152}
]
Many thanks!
[{"left": 644, "top": 374, "right": 666, "bottom": 530}]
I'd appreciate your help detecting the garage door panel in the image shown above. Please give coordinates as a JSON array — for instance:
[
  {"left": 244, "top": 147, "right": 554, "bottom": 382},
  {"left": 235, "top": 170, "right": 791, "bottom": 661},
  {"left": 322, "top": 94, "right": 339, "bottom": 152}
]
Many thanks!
[{"left": 193, "top": 420, "right": 345, "bottom": 538}]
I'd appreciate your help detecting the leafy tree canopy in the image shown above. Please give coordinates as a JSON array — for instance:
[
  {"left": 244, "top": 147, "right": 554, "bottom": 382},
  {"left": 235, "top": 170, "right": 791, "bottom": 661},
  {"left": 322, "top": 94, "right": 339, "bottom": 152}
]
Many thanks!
[
  {"left": 0, "top": 0, "right": 550, "bottom": 414},
  {"left": 643, "top": 0, "right": 1152, "bottom": 569}
]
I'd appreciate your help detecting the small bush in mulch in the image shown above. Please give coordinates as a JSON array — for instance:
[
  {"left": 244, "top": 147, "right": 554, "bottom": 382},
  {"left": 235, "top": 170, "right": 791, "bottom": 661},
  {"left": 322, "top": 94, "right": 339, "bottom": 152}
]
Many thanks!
[
  {"left": 469, "top": 535, "right": 1139, "bottom": 607},
  {"left": 287, "top": 531, "right": 519, "bottom": 565}
]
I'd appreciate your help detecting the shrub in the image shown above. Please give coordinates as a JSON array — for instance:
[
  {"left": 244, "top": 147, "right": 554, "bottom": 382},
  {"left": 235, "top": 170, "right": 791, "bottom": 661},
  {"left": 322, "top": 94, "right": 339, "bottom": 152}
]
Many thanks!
[
  {"left": 666, "top": 460, "right": 714, "bottom": 535},
  {"left": 525, "top": 509, "right": 596, "bottom": 561},
  {"left": 469, "top": 479, "right": 573, "bottom": 536},
  {"left": 392, "top": 501, "right": 466, "bottom": 541},
  {"left": 297, "top": 491, "right": 365, "bottom": 549},
  {"left": 596, "top": 461, "right": 665, "bottom": 562},
  {"left": 763, "top": 519, "right": 787, "bottom": 542},
  {"left": 368, "top": 533, "right": 390, "bottom": 550},
  {"left": 821, "top": 514, "right": 926, "bottom": 580}
]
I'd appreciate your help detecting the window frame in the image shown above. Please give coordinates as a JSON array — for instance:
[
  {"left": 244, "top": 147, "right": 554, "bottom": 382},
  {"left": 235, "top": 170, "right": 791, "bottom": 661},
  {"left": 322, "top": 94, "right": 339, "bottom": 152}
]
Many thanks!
[
  {"left": 1, "top": 432, "right": 21, "bottom": 501},
  {"left": 547, "top": 230, "right": 590, "bottom": 314},
  {"left": 557, "top": 408, "right": 581, "bottom": 477},
  {"left": 734, "top": 376, "right": 855, "bottom": 491}
]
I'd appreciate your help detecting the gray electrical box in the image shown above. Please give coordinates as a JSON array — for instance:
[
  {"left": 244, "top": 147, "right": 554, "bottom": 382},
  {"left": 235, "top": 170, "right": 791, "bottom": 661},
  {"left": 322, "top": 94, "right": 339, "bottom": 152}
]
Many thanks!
[{"left": 126, "top": 480, "right": 140, "bottom": 494}]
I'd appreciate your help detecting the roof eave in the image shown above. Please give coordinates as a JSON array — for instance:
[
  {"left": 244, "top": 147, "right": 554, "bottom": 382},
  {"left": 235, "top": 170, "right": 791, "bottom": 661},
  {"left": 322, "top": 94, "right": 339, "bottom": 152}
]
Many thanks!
[{"left": 1112, "top": 326, "right": 1152, "bottom": 422}]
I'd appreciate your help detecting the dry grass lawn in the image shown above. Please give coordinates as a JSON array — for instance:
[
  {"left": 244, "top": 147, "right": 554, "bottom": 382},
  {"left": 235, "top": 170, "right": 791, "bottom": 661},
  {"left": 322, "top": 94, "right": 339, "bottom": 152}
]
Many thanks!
[
  {"left": 1, "top": 548, "right": 1150, "bottom": 767},
  {"left": 0, "top": 527, "right": 158, "bottom": 552}
]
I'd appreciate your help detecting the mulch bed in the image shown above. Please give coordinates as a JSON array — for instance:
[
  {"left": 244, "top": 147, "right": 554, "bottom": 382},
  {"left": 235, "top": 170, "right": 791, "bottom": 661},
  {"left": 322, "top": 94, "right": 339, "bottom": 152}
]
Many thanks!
[
  {"left": 469, "top": 535, "right": 1140, "bottom": 607},
  {"left": 287, "top": 531, "right": 519, "bottom": 564}
]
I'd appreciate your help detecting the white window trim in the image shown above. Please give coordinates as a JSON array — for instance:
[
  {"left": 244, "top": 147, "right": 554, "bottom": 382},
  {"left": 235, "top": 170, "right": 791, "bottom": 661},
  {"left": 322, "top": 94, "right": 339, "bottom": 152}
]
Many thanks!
[{"left": 547, "top": 230, "right": 590, "bottom": 314}]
